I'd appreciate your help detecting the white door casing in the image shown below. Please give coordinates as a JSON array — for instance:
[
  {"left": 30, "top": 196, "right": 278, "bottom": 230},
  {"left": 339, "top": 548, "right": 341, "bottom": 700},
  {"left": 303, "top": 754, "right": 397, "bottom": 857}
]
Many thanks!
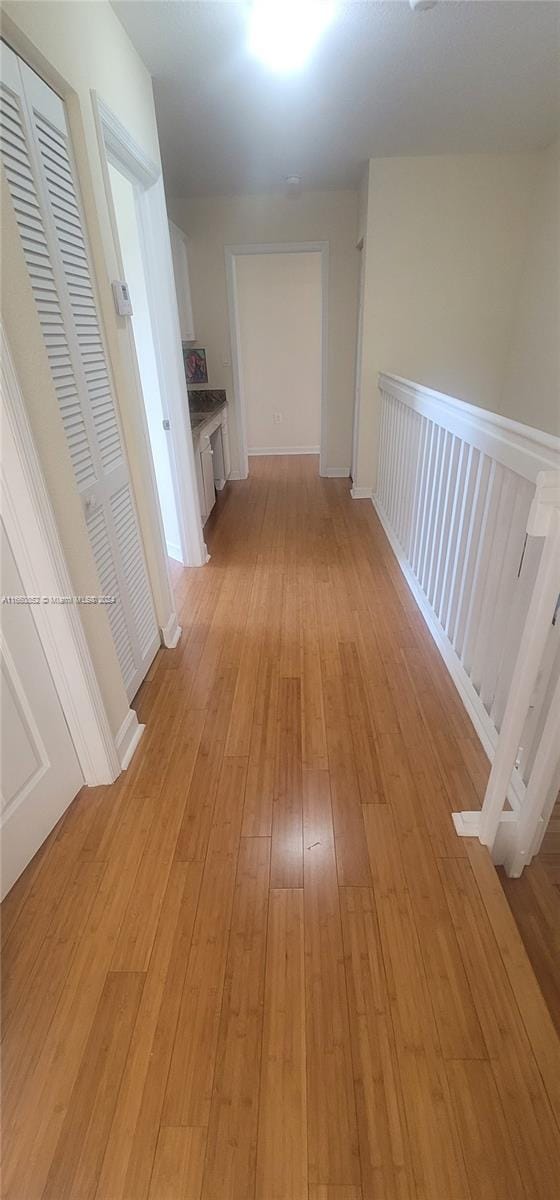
[
  {"left": 0, "top": 44, "right": 159, "bottom": 699},
  {"left": 225, "top": 242, "right": 329, "bottom": 479},
  {"left": 351, "top": 243, "right": 365, "bottom": 487},
  {"left": 92, "top": 91, "right": 208, "bottom": 570},
  {"left": 169, "top": 219, "right": 195, "bottom": 343}
]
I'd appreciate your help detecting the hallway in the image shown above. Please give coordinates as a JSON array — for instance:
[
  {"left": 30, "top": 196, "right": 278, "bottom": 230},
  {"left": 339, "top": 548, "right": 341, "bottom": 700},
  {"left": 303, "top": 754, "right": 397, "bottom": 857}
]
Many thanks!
[{"left": 2, "top": 455, "right": 560, "bottom": 1199}]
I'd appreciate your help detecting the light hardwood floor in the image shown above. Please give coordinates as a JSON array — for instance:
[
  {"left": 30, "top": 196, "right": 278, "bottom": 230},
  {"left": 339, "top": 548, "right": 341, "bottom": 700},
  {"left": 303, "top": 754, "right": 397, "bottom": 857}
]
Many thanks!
[
  {"left": 2, "top": 454, "right": 560, "bottom": 1199},
  {"left": 500, "top": 796, "right": 560, "bottom": 1043}
]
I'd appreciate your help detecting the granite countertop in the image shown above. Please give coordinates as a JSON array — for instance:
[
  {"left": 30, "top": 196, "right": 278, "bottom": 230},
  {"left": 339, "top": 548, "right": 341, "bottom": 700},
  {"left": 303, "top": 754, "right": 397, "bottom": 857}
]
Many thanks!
[
  {"left": 188, "top": 389, "right": 227, "bottom": 415},
  {"left": 188, "top": 390, "right": 227, "bottom": 436}
]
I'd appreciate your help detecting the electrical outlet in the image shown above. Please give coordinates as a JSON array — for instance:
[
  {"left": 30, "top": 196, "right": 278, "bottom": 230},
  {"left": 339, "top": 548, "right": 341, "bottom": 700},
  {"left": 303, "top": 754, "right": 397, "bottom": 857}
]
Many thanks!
[{"left": 272, "top": 411, "right": 282, "bottom": 424}]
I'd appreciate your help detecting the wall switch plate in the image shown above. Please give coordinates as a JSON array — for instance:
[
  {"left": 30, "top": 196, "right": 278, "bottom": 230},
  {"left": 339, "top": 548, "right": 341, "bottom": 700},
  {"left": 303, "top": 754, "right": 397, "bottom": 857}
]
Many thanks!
[
  {"left": 273, "top": 412, "right": 282, "bottom": 424},
  {"left": 111, "top": 280, "right": 133, "bottom": 317}
]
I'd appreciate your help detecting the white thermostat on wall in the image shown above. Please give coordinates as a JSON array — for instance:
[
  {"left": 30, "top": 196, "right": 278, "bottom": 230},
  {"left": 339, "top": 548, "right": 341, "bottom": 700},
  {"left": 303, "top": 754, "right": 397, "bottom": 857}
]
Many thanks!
[{"left": 111, "top": 279, "right": 133, "bottom": 317}]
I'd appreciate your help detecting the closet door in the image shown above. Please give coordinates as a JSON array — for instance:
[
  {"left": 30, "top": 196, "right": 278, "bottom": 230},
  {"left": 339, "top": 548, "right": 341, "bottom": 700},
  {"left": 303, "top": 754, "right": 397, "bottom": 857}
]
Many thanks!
[{"left": 0, "top": 43, "right": 159, "bottom": 699}]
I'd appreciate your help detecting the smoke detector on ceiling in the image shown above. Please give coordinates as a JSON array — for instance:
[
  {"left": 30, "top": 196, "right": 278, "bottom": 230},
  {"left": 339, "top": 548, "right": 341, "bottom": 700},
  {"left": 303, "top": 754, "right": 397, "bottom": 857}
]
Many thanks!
[
  {"left": 409, "top": 0, "right": 437, "bottom": 10},
  {"left": 285, "top": 175, "right": 302, "bottom": 197}
]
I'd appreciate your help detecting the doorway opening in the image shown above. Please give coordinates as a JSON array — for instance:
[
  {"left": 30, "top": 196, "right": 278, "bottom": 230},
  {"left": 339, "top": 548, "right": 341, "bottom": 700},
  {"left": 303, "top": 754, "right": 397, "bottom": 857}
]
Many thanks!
[
  {"left": 94, "top": 93, "right": 207, "bottom": 570},
  {"left": 225, "top": 242, "right": 328, "bottom": 477}
]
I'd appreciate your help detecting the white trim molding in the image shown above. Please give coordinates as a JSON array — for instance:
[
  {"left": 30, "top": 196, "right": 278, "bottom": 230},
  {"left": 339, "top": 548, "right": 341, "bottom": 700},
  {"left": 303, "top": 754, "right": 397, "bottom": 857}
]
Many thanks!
[
  {"left": 115, "top": 709, "right": 145, "bottom": 770},
  {"left": 350, "top": 485, "right": 372, "bottom": 499},
  {"left": 92, "top": 90, "right": 207, "bottom": 582},
  {"left": 248, "top": 445, "right": 320, "bottom": 456},
  {"left": 225, "top": 241, "right": 329, "bottom": 479},
  {"left": 378, "top": 373, "right": 559, "bottom": 481},
  {"left": 1, "top": 324, "right": 121, "bottom": 785},
  {"left": 160, "top": 611, "right": 182, "bottom": 649},
  {"left": 323, "top": 467, "right": 350, "bottom": 478}
]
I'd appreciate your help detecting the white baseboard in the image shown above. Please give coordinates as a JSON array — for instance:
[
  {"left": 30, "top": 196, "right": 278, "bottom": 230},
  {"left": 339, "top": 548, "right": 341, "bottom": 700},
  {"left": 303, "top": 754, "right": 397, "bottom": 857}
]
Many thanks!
[
  {"left": 115, "top": 709, "right": 145, "bottom": 770},
  {"left": 371, "top": 494, "right": 526, "bottom": 812},
  {"left": 351, "top": 486, "right": 372, "bottom": 499},
  {"left": 160, "top": 612, "right": 182, "bottom": 649},
  {"left": 321, "top": 467, "right": 350, "bottom": 478},
  {"left": 248, "top": 446, "right": 320, "bottom": 456},
  {"left": 228, "top": 470, "right": 248, "bottom": 480}
]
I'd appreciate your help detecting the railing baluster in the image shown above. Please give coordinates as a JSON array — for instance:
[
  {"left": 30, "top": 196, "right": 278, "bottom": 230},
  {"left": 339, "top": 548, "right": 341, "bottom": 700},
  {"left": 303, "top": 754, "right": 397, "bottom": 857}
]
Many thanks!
[{"left": 372, "top": 374, "right": 560, "bottom": 875}]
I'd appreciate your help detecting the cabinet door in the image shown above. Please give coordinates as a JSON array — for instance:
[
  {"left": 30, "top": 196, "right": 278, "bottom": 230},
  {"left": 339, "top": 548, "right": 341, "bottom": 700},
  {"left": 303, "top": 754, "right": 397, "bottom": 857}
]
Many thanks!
[
  {"left": 200, "top": 442, "right": 215, "bottom": 522},
  {"left": 222, "top": 416, "right": 231, "bottom": 480},
  {"left": 194, "top": 444, "right": 206, "bottom": 523},
  {"left": 211, "top": 426, "right": 225, "bottom": 490},
  {"left": 169, "top": 220, "right": 195, "bottom": 342}
]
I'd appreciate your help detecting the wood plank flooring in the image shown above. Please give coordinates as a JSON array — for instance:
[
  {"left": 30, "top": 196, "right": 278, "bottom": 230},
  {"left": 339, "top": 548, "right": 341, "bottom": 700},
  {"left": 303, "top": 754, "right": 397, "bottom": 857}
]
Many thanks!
[{"left": 2, "top": 454, "right": 560, "bottom": 1199}]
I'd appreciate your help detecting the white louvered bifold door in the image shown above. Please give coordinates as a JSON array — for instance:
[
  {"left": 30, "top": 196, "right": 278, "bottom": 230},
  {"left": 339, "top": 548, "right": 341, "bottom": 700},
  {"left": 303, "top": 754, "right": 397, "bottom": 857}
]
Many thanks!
[{"left": 0, "top": 43, "right": 159, "bottom": 698}]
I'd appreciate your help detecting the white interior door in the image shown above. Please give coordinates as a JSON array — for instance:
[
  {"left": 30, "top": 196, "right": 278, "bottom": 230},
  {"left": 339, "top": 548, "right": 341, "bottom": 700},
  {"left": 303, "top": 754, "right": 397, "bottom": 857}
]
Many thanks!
[
  {"left": 1, "top": 523, "right": 83, "bottom": 900},
  {"left": 0, "top": 43, "right": 159, "bottom": 699}
]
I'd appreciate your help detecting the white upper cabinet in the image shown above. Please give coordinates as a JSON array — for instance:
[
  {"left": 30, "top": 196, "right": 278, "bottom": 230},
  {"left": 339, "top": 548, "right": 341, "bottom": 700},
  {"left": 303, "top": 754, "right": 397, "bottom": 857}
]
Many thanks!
[{"left": 168, "top": 219, "right": 195, "bottom": 342}]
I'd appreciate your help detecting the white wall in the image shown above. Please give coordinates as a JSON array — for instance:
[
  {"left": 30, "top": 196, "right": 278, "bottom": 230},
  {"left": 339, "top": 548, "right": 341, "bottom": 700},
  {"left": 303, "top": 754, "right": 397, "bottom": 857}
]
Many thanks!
[
  {"left": 168, "top": 189, "right": 360, "bottom": 476},
  {"left": 1, "top": 0, "right": 173, "bottom": 735},
  {"left": 354, "top": 152, "right": 537, "bottom": 491},
  {"left": 235, "top": 252, "right": 322, "bottom": 454},
  {"left": 108, "top": 164, "right": 182, "bottom": 559},
  {"left": 501, "top": 139, "right": 560, "bottom": 436}
]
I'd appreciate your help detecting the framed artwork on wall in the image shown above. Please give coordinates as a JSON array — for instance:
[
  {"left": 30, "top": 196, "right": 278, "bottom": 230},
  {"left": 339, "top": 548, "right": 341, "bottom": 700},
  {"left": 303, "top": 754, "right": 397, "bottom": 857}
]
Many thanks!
[{"left": 184, "top": 346, "right": 208, "bottom": 385}]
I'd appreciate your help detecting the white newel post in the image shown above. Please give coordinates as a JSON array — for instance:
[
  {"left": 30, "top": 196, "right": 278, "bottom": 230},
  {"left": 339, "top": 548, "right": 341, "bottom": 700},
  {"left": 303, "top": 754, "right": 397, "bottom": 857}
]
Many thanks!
[
  {"left": 477, "top": 471, "right": 560, "bottom": 858},
  {"left": 505, "top": 669, "right": 560, "bottom": 875}
]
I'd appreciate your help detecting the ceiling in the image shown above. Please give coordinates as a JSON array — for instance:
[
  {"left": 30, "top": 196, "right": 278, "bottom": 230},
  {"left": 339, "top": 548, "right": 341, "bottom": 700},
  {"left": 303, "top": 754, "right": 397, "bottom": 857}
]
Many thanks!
[{"left": 112, "top": 1, "right": 560, "bottom": 198}]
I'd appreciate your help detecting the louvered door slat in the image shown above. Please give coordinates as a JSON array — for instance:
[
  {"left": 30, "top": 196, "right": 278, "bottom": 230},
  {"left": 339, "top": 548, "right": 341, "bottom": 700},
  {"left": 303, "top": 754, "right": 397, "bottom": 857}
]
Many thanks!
[
  {"left": 32, "top": 110, "right": 125, "bottom": 476},
  {"left": 110, "top": 484, "right": 157, "bottom": 657},
  {"left": 1, "top": 43, "right": 159, "bottom": 701},
  {"left": 1, "top": 81, "right": 97, "bottom": 493},
  {"left": 86, "top": 506, "right": 136, "bottom": 692}
]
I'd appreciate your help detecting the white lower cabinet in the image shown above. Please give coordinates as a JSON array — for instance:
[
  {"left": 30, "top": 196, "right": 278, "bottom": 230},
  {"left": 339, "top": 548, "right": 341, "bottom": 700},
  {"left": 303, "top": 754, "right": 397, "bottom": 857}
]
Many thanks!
[
  {"left": 200, "top": 436, "right": 216, "bottom": 522},
  {"left": 192, "top": 407, "right": 231, "bottom": 525},
  {"left": 221, "top": 415, "right": 231, "bottom": 480}
]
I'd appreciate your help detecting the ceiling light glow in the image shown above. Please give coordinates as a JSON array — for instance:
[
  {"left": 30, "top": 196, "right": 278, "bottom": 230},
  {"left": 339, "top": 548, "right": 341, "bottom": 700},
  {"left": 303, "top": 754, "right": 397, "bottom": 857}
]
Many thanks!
[{"left": 248, "top": 0, "right": 336, "bottom": 74}]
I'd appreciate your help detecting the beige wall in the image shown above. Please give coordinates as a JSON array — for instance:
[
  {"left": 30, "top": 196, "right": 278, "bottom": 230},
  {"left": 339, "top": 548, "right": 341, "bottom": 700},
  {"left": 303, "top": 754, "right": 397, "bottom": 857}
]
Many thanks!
[
  {"left": 168, "top": 189, "right": 360, "bottom": 474},
  {"left": 2, "top": 0, "right": 171, "bottom": 736},
  {"left": 235, "top": 252, "right": 322, "bottom": 453},
  {"left": 501, "top": 139, "right": 560, "bottom": 436},
  {"left": 354, "top": 152, "right": 537, "bottom": 490}
]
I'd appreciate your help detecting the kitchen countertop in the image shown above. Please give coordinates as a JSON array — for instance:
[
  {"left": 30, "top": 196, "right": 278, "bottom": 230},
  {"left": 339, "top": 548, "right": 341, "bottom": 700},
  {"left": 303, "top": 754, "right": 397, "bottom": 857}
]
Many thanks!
[
  {"left": 188, "top": 390, "right": 227, "bottom": 438},
  {"left": 188, "top": 389, "right": 227, "bottom": 414}
]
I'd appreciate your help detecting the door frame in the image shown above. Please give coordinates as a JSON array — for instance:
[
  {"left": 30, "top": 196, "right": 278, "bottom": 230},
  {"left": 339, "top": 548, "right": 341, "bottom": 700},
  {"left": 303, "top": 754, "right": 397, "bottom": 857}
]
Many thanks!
[
  {"left": 1, "top": 325, "right": 125, "bottom": 784},
  {"left": 92, "top": 92, "right": 208, "bottom": 569},
  {"left": 351, "top": 238, "right": 364, "bottom": 489},
  {"left": 225, "top": 241, "right": 329, "bottom": 478}
]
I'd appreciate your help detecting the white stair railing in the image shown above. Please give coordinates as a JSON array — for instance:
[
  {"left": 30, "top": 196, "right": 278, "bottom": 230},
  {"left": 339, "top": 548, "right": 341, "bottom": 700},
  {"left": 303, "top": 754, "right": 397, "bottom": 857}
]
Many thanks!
[
  {"left": 456, "top": 473, "right": 560, "bottom": 874},
  {"left": 374, "top": 374, "right": 560, "bottom": 875}
]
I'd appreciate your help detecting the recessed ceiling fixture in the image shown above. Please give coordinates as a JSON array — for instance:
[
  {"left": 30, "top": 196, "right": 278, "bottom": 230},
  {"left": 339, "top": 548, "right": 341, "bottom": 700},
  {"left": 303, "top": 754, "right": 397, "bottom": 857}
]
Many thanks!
[
  {"left": 409, "top": 0, "right": 438, "bottom": 11},
  {"left": 285, "top": 174, "right": 302, "bottom": 196},
  {"left": 248, "top": 0, "right": 336, "bottom": 74}
]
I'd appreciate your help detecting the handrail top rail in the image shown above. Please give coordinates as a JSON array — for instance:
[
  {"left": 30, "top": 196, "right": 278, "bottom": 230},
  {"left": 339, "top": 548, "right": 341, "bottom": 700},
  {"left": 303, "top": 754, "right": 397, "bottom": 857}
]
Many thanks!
[{"left": 379, "top": 373, "right": 560, "bottom": 462}]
